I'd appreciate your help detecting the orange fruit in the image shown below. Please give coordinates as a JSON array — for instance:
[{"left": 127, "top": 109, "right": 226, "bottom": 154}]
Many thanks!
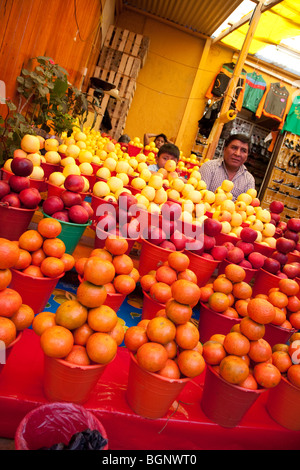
[
  {"left": 124, "top": 326, "right": 148, "bottom": 352},
  {"left": 32, "top": 311, "right": 56, "bottom": 336},
  {"left": 37, "top": 218, "right": 62, "bottom": 238},
  {"left": 0, "top": 317, "right": 17, "bottom": 346},
  {"left": 86, "top": 332, "right": 117, "bottom": 364},
  {"left": 232, "top": 281, "right": 252, "bottom": 300},
  {"left": 10, "top": 304, "right": 34, "bottom": 331},
  {"left": 271, "top": 307, "right": 287, "bottom": 326},
  {"left": 164, "top": 339, "right": 178, "bottom": 358},
  {"left": 272, "top": 343, "right": 289, "bottom": 353},
  {"left": 223, "top": 331, "right": 250, "bottom": 356},
  {"left": 146, "top": 316, "right": 176, "bottom": 344},
  {"left": 90, "top": 248, "right": 113, "bottom": 262},
  {"left": 223, "top": 307, "right": 239, "bottom": 318},
  {"left": 83, "top": 257, "right": 115, "bottom": 286},
  {"left": 155, "top": 265, "right": 177, "bottom": 285},
  {"left": 23, "top": 265, "right": 44, "bottom": 277},
  {"left": 113, "top": 274, "right": 136, "bottom": 295},
  {"left": 0, "top": 238, "right": 20, "bottom": 269},
  {"left": 55, "top": 299, "right": 88, "bottom": 330},
  {"left": 150, "top": 282, "right": 172, "bottom": 304},
  {"left": 287, "top": 364, "right": 300, "bottom": 389},
  {"left": 64, "top": 344, "right": 91, "bottom": 365},
  {"left": 42, "top": 238, "right": 66, "bottom": 258},
  {"left": 224, "top": 264, "right": 246, "bottom": 283},
  {"left": 235, "top": 299, "right": 250, "bottom": 318},
  {"left": 140, "top": 274, "right": 156, "bottom": 292},
  {"left": 171, "top": 279, "right": 201, "bottom": 307},
  {"left": 239, "top": 373, "right": 258, "bottom": 390},
  {"left": 178, "top": 269, "right": 197, "bottom": 284},
  {"left": 202, "top": 340, "right": 227, "bottom": 365},
  {"left": 112, "top": 254, "right": 134, "bottom": 275},
  {"left": 76, "top": 281, "right": 107, "bottom": 308},
  {"left": 0, "top": 288, "right": 22, "bottom": 317},
  {"left": 40, "top": 257, "right": 65, "bottom": 278},
  {"left": 18, "top": 230, "right": 43, "bottom": 252},
  {"left": 239, "top": 316, "right": 265, "bottom": 340},
  {"left": 213, "top": 276, "right": 233, "bottom": 295},
  {"left": 200, "top": 284, "right": 214, "bottom": 303},
  {"left": 165, "top": 299, "right": 193, "bottom": 324},
  {"left": 136, "top": 342, "right": 168, "bottom": 372},
  {"left": 278, "top": 278, "right": 299, "bottom": 296},
  {"left": 248, "top": 338, "right": 272, "bottom": 363},
  {"left": 13, "top": 249, "right": 32, "bottom": 270},
  {"left": 104, "top": 282, "right": 116, "bottom": 294},
  {"left": 287, "top": 295, "right": 300, "bottom": 313},
  {"left": 0, "top": 268, "right": 12, "bottom": 290},
  {"left": 219, "top": 355, "right": 249, "bottom": 385},
  {"left": 128, "top": 267, "right": 140, "bottom": 283},
  {"left": 253, "top": 362, "right": 281, "bottom": 388},
  {"left": 271, "top": 350, "right": 293, "bottom": 373},
  {"left": 290, "top": 332, "right": 300, "bottom": 343},
  {"left": 175, "top": 321, "right": 200, "bottom": 350},
  {"left": 289, "top": 311, "right": 300, "bottom": 330},
  {"left": 75, "top": 257, "right": 88, "bottom": 275},
  {"left": 105, "top": 236, "right": 128, "bottom": 255},
  {"left": 137, "top": 319, "right": 151, "bottom": 330},
  {"left": 87, "top": 304, "right": 118, "bottom": 332},
  {"left": 158, "top": 358, "right": 181, "bottom": 379},
  {"left": 208, "top": 292, "right": 230, "bottom": 313},
  {"left": 31, "top": 248, "right": 46, "bottom": 266},
  {"left": 247, "top": 298, "right": 276, "bottom": 324},
  {"left": 60, "top": 253, "right": 75, "bottom": 271},
  {"left": 167, "top": 251, "right": 190, "bottom": 272},
  {"left": 209, "top": 333, "right": 226, "bottom": 344},
  {"left": 177, "top": 349, "right": 205, "bottom": 378},
  {"left": 107, "top": 321, "right": 125, "bottom": 346},
  {"left": 40, "top": 325, "right": 74, "bottom": 358},
  {"left": 268, "top": 291, "right": 289, "bottom": 309},
  {"left": 73, "top": 322, "right": 94, "bottom": 346}
]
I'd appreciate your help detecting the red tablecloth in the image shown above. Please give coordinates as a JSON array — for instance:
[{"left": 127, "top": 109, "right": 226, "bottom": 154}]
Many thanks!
[{"left": 0, "top": 330, "right": 299, "bottom": 450}]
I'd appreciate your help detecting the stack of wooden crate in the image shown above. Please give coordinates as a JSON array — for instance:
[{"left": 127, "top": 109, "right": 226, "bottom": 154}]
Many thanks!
[{"left": 88, "top": 25, "right": 150, "bottom": 139}]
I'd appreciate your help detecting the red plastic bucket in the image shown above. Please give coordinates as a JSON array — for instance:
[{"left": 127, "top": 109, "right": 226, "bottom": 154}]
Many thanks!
[
  {"left": 47, "top": 181, "right": 88, "bottom": 201},
  {"left": 43, "top": 354, "right": 109, "bottom": 404},
  {"left": 201, "top": 365, "right": 266, "bottom": 428},
  {"left": 0, "top": 203, "right": 37, "bottom": 241},
  {"left": 0, "top": 332, "right": 23, "bottom": 375},
  {"left": 218, "top": 259, "right": 257, "bottom": 283},
  {"left": 128, "top": 143, "right": 142, "bottom": 156},
  {"left": 253, "top": 242, "right": 275, "bottom": 257},
  {"left": 14, "top": 402, "right": 109, "bottom": 450},
  {"left": 91, "top": 195, "right": 118, "bottom": 224},
  {"left": 264, "top": 323, "right": 295, "bottom": 348},
  {"left": 41, "top": 162, "right": 62, "bottom": 179},
  {"left": 198, "top": 302, "right": 240, "bottom": 344},
  {"left": 252, "top": 268, "right": 280, "bottom": 296},
  {"left": 215, "top": 233, "right": 240, "bottom": 246},
  {"left": 141, "top": 291, "right": 165, "bottom": 320},
  {"left": 9, "top": 269, "right": 64, "bottom": 315},
  {"left": 81, "top": 173, "right": 96, "bottom": 191},
  {"left": 288, "top": 252, "right": 300, "bottom": 264},
  {"left": 266, "top": 375, "right": 300, "bottom": 431},
  {"left": 138, "top": 239, "right": 175, "bottom": 276},
  {"left": 126, "top": 352, "right": 190, "bottom": 419},
  {"left": 184, "top": 250, "right": 220, "bottom": 287}
]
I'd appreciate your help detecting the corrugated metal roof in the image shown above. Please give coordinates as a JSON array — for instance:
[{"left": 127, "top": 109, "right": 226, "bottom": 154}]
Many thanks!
[{"left": 122, "top": 0, "right": 245, "bottom": 37}]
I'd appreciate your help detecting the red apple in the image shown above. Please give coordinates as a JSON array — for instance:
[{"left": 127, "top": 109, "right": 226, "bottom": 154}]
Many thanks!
[
  {"left": 251, "top": 198, "right": 260, "bottom": 207},
  {"left": 10, "top": 157, "right": 33, "bottom": 177},
  {"left": 1, "top": 192, "right": 21, "bottom": 208},
  {"left": 43, "top": 196, "right": 65, "bottom": 215},
  {"left": 240, "top": 227, "right": 257, "bottom": 243},
  {"left": 222, "top": 241, "right": 235, "bottom": 251},
  {"left": 64, "top": 174, "right": 85, "bottom": 193},
  {"left": 68, "top": 205, "right": 89, "bottom": 224},
  {"left": 147, "top": 227, "right": 166, "bottom": 246},
  {"left": 284, "top": 229, "right": 299, "bottom": 243},
  {"left": 282, "top": 262, "right": 300, "bottom": 279},
  {"left": 52, "top": 210, "right": 70, "bottom": 222},
  {"left": 81, "top": 200, "right": 93, "bottom": 220},
  {"left": 211, "top": 245, "right": 228, "bottom": 261},
  {"left": 161, "top": 201, "right": 182, "bottom": 222},
  {"left": 9, "top": 175, "right": 30, "bottom": 193},
  {"left": 60, "top": 190, "right": 83, "bottom": 207},
  {"left": 270, "top": 213, "right": 281, "bottom": 224},
  {"left": 159, "top": 240, "right": 176, "bottom": 251},
  {"left": 247, "top": 251, "right": 266, "bottom": 269},
  {"left": 19, "top": 187, "right": 41, "bottom": 209},
  {"left": 96, "top": 213, "right": 117, "bottom": 232},
  {"left": 203, "top": 234, "right": 216, "bottom": 252},
  {"left": 185, "top": 237, "right": 204, "bottom": 253},
  {"left": 121, "top": 218, "right": 140, "bottom": 239},
  {"left": 236, "top": 240, "right": 254, "bottom": 256},
  {"left": 227, "top": 247, "right": 244, "bottom": 264},
  {"left": 276, "top": 237, "right": 296, "bottom": 254},
  {"left": 239, "top": 259, "right": 253, "bottom": 269},
  {"left": 263, "top": 257, "right": 281, "bottom": 274},
  {"left": 162, "top": 219, "right": 176, "bottom": 238},
  {"left": 204, "top": 218, "right": 222, "bottom": 237},
  {"left": 277, "top": 272, "right": 288, "bottom": 279},
  {"left": 119, "top": 192, "right": 138, "bottom": 211},
  {"left": 272, "top": 250, "right": 288, "bottom": 266},
  {"left": 269, "top": 200, "right": 284, "bottom": 214},
  {"left": 277, "top": 221, "right": 287, "bottom": 232},
  {"left": 201, "top": 252, "right": 214, "bottom": 260},
  {"left": 0, "top": 181, "right": 11, "bottom": 199},
  {"left": 170, "top": 230, "right": 187, "bottom": 251},
  {"left": 287, "top": 218, "right": 300, "bottom": 233}
]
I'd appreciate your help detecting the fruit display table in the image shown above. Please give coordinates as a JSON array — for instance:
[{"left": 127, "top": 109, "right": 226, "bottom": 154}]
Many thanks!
[{"left": 0, "top": 329, "right": 299, "bottom": 450}]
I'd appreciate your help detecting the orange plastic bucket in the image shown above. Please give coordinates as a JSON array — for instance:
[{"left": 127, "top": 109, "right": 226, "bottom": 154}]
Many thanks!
[
  {"left": 14, "top": 402, "right": 109, "bottom": 450},
  {"left": 0, "top": 203, "right": 37, "bottom": 241},
  {"left": 9, "top": 269, "right": 64, "bottom": 315},
  {"left": 43, "top": 354, "right": 108, "bottom": 404},
  {"left": 141, "top": 291, "right": 165, "bottom": 320},
  {"left": 201, "top": 365, "right": 266, "bottom": 428},
  {"left": 0, "top": 332, "right": 23, "bottom": 375},
  {"left": 218, "top": 259, "right": 258, "bottom": 283},
  {"left": 126, "top": 352, "right": 190, "bottom": 419},
  {"left": 184, "top": 250, "right": 220, "bottom": 287},
  {"left": 266, "top": 375, "right": 300, "bottom": 431},
  {"left": 252, "top": 268, "right": 280, "bottom": 296},
  {"left": 138, "top": 239, "right": 174, "bottom": 276},
  {"left": 198, "top": 302, "right": 240, "bottom": 343}
]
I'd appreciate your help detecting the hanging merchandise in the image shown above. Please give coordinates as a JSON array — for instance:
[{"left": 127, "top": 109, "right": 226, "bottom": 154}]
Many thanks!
[
  {"left": 197, "top": 99, "right": 223, "bottom": 138},
  {"left": 282, "top": 94, "right": 300, "bottom": 136},
  {"left": 255, "top": 82, "right": 290, "bottom": 129},
  {"left": 205, "top": 62, "right": 247, "bottom": 111},
  {"left": 242, "top": 71, "right": 267, "bottom": 113}
]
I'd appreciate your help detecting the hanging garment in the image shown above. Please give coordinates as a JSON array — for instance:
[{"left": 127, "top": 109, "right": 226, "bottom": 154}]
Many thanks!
[
  {"left": 282, "top": 94, "right": 300, "bottom": 136},
  {"left": 205, "top": 62, "right": 247, "bottom": 111},
  {"left": 242, "top": 71, "right": 267, "bottom": 113},
  {"left": 255, "top": 82, "right": 290, "bottom": 128},
  {"left": 197, "top": 99, "right": 223, "bottom": 138}
]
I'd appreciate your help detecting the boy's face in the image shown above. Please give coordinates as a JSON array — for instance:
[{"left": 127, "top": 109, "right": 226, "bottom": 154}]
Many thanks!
[
  {"left": 154, "top": 137, "right": 166, "bottom": 149},
  {"left": 157, "top": 152, "right": 178, "bottom": 168}
]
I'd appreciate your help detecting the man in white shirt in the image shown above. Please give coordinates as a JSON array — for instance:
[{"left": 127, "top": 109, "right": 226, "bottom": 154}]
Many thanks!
[{"left": 199, "top": 134, "right": 256, "bottom": 200}]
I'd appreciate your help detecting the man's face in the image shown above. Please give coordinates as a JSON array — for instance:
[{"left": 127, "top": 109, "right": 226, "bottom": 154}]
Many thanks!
[
  {"left": 155, "top": 137, "right": 166, "bottom": 149},
  {"left": 157, "top": 152, "right": 178, "bottom": 168},
  {"left": 223, "top": 139, "right": 249, "bottom": 171}
]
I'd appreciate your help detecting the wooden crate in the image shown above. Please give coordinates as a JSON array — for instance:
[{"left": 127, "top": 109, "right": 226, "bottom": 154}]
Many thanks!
[
  {"left": 104, "top": 25, "right": 150, "bottom": 66},
  {"left": 98, "top": 46, "right": 141, "bottom": 80}
]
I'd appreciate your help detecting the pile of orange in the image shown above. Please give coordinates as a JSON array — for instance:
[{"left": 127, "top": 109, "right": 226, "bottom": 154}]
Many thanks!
[
  {"left": 140, "top": 251, "right": 199, "bottom": 306},
  {"left": 0, "top": 238, "right": 35, "bottom": 347},
  {"left": 202, "top": 297, "right": 283, "bottom": 389},
  {"left": 262, "top": 278, "right": 300, "bottom": 330},
  {"left": 272, "top": 333, "right": 300, "bottom": 389},
  {"left": 200, "top": 263, "right": 252, "bottom": 319},
  {"left": 13, "top": 218, "right": 75, "bottom": 278},
  {"left": 75, "top": 236, "right": 140, "bottom": 296},
  {"left": 125, "top": 253, "right": 204, "bottom": 379}
]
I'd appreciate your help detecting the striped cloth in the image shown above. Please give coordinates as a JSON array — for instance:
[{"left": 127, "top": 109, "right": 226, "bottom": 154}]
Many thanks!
[{"left": 199, "top": 158, "right": 256, "bottom": 201}]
